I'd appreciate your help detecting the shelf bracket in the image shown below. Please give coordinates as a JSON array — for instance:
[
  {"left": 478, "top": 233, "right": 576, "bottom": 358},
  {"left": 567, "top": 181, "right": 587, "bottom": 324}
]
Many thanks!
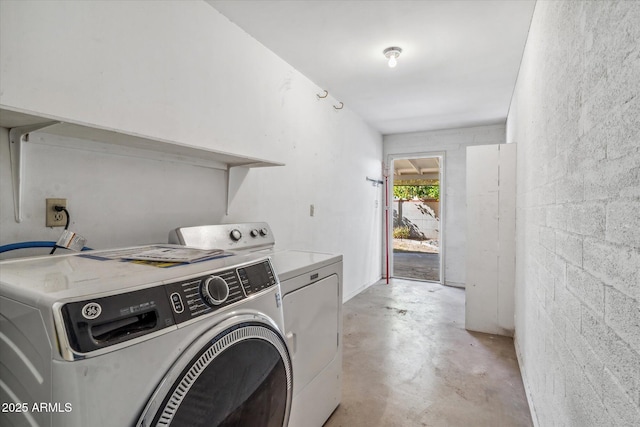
[
  {"left": 8, "top": 121, "right": 60, "bottom": 222},
  {"left": 225, "top": 165, "right": 251, "bottom": 215}
]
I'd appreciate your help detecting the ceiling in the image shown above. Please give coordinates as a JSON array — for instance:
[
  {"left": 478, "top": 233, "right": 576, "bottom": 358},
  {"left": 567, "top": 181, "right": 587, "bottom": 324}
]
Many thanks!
[
  {"left": 394, "top": 157, "right": 440, "bottom": 183},
  {"left": 394, "top": 157, "right": 439, "bottom": 175},
  {"left": 206, "top": 0, "right": 536, "bottom": 135}
]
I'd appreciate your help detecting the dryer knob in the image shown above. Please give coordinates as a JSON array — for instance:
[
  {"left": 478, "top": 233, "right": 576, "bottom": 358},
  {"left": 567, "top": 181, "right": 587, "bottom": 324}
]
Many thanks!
[
  {"left": 259, "top": 227, "right": 269, "bottom": 236},
  {"left": 250, "top": 229, "right": 259, "bottom": 237},
  {"left": 230, "top": 229, "right": 242, "bottom": 241},
  {"left": 202, "top": 276, "right": 229, "bottom": 306}
]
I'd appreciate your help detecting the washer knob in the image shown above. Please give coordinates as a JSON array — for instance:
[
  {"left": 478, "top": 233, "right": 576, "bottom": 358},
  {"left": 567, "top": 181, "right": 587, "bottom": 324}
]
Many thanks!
[
  {"left": 230, "top": 229, "right": 242, "bottom": 241},
  {"left": 250, "top": 229, "right": 259, "bottom": 237},
  {"left": 259, "top": 227, "right": 269, "bottom": 236},
  {"left": 201, "top": 276, "right": 229, "bottom": 306}
]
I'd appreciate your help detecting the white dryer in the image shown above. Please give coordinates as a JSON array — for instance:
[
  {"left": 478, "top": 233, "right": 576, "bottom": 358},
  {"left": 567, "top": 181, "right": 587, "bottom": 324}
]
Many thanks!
[
  {"left": 169, "top": 223, "right": 343, "bottom": 427},
  {"left": 0, "top": 246, "right": 292, "bottom": 427}
]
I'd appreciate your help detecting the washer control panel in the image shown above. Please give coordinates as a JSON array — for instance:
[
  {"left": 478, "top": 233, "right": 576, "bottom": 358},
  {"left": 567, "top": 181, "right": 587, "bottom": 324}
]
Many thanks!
[
  {"left": 237, "top": 262, "right": 277, "bottom": 296},
  {"left": 58, "top": 258, "right": 278, "bottom": 357},
  {"left": 61, "top": 286, "right": 175, "bottom": 354},
  {"left": 165, "top": 259, "right": 278, "bottom": 324}
]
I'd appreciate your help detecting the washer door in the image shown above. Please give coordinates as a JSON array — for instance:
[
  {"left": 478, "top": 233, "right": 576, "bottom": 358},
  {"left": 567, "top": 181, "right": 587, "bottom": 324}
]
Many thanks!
[{"left": 138, "top": 321, "right": 292, "bottom": 427}]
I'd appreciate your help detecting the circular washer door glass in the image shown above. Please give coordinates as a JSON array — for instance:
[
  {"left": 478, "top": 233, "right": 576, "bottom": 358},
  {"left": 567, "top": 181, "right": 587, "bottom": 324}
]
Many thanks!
[{"left": 150, "top": 323, "right": 292, "bottom": 427}]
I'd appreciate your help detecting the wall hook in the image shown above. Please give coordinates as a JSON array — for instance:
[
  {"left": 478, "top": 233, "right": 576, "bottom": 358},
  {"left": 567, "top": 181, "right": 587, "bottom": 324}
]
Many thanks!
[
  {"left": 316, "top": 90, "right": 329, "bottom": 99},
  {"left": 333, "top": 102, "right": 344, "bottom": 110},
  {"left": 366, "top": 177, "right": 383, "bottom": 187}
]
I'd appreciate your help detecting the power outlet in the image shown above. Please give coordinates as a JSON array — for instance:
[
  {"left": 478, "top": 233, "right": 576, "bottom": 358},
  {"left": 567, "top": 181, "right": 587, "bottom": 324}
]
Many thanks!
[{"left": 46, "top": 198, "right": 68, "bottom": 227}]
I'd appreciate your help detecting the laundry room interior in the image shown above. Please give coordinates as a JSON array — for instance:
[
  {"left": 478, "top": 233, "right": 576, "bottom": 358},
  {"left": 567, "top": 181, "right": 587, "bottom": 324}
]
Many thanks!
[{"left": 1, "top": 1, "right": 638, "bottom": 427}]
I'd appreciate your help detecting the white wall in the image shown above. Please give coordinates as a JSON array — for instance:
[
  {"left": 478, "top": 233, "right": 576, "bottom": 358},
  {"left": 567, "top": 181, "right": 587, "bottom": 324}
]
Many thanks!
[
  {"left": 384, "top": 124, "right": 506, "bottom": 288},
  {"left": 0, "top": 1, "right": 383, "bottom": 299},
  {"left": 509, "top": 1, "right": 640, "bottom": 425},
  {"left": 0, "top": 129, "right": 229, "bottom": 252}
]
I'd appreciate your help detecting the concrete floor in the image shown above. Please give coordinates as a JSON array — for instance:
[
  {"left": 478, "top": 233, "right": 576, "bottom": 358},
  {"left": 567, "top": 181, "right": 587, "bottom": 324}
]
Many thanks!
[{"left": 324, "top": 279, "right": 532, "bottom": 427}]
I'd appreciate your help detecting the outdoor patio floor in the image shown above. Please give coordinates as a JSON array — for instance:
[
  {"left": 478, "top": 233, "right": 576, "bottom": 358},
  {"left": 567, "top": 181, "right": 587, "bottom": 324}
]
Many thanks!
[{"left": 393, "top": 251, "right": 440, "bottom": 281}]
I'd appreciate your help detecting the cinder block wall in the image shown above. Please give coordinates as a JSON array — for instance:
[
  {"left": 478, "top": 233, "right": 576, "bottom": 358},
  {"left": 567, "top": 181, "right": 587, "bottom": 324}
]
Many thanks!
[{"left": 507, "top": 1, "right": 640, "bottom": 425}]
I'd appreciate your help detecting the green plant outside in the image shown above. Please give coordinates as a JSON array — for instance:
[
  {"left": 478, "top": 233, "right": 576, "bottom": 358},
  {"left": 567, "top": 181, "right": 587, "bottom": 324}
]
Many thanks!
[
  {"left": 393, "top": 226, "right": 411, "bottom": 239},
  {"left": 393, "top": 185, "right": 439, "bottom": 200}
]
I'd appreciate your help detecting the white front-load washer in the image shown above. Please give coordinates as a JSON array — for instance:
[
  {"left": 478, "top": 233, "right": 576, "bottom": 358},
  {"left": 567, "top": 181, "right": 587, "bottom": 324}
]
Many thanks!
[
  {"left": 0, "top": 246, "right": 292, "bottom": 427},
  {"left": 169, "top": 223, "right": 343, "bottom": 427}
]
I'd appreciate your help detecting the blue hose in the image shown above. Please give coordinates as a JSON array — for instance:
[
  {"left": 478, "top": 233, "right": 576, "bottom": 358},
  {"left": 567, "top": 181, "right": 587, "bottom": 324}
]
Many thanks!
[{"left": 0, "top": 241, "right": 92, "bottom": 254}]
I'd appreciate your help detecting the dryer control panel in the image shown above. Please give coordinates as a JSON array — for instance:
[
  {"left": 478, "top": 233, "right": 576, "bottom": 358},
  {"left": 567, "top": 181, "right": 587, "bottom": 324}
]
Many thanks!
[{"left": 58, "top": 259, "right": 278, "bottom": 358}]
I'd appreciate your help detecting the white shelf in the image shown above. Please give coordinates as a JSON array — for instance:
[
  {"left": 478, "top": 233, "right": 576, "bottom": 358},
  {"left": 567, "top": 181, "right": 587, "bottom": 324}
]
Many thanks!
[
  {"left": 0, "top": 106, "right": 283, "bottom": 168},
  {"left": 1, "top": 106, "right": 284, "bottom": 221}
]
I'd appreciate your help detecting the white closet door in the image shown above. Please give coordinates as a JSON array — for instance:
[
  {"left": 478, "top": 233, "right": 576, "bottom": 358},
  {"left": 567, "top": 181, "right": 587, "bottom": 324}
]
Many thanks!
[{"left": 465, "top": 143, "right": 516, "bottom": 336}]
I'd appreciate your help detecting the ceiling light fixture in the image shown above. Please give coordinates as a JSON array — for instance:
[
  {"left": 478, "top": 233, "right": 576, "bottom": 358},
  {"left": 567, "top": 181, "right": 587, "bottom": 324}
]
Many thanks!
[{"left": 383, "top": 46, "right": 402, "bottom": 68}]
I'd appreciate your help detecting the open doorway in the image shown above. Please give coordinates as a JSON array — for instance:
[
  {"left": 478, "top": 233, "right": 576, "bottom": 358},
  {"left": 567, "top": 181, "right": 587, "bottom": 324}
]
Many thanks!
[{"left": 390, "top": 156, "right": 443, "bottom": 282}]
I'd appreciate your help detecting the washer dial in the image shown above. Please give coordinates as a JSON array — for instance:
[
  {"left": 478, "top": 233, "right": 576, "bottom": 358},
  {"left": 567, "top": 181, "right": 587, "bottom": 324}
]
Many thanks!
[{"left": 201, "top": 276, "right": 230, "bottom": 306}]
